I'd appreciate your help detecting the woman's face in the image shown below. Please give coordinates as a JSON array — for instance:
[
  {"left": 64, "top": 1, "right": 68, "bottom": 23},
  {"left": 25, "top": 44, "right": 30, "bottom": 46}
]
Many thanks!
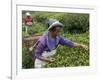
[
  {"left": 52, "top": 27, "right": 62, "bottom": 37},
  {"left": 27, "top": 16, "right": 31, "bottom": 18}
]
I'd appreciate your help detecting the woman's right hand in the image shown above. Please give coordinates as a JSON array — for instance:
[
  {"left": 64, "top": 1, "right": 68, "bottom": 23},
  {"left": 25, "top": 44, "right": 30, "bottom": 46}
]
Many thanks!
[
  {"left": 39, "top": 56, "right": 55, "bottom": 63},
  {"left": 29, "top": 46, "right": 33, "bottom": 52},
  {"left": 49, "top": 58, "right": 55, "bottom": 63}
]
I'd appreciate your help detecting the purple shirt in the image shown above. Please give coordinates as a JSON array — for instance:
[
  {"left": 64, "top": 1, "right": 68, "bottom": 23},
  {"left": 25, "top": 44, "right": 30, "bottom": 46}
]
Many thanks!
[{"left": 34, "top": 32, "right": 74, "bottom": 59}]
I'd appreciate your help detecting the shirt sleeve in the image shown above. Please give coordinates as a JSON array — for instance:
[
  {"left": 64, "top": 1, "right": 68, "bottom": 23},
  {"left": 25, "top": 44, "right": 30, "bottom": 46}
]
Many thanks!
[
  {"left": 34, "top": 41, "right": 46, "bottom": 59},
  {"left": 59, "top": 36, "right": 74, "bottom": 48}
]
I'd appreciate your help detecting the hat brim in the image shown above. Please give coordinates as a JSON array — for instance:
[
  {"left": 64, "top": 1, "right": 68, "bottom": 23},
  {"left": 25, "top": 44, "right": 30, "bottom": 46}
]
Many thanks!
[{"left": 48, "top": 22, "right": 64, "bottom": 30}]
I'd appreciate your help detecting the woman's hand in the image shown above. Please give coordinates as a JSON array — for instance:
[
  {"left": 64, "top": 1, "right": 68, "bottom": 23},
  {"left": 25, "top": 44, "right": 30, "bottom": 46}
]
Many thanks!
[
  {"left": 49, "top": 58, "right": 55, "bottom": 63},
  {"left": 39, "top": 56, "right": 55, "bottom": 63},
  {"left": 81, "top": 44, "right": 89, "bottom": 51},
  {"left": 29, "top": 46, "right": 34, "bottom": 52},
  {"left": 74, "top": 42, "right": 89, "bottom": 51}
]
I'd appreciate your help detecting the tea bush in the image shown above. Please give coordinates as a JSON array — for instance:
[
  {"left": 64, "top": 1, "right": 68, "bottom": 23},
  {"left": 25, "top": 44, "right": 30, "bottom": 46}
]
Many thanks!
[{"left": 22, "top": 11, "right": 89, "bottom": 68}]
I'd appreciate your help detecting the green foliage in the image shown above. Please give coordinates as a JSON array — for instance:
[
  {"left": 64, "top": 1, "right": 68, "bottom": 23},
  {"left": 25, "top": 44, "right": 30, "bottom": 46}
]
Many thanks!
[
  {"left": 45, "top": 33, "right": 89, "bottom": 67},
  {"left": 32, "top": 12, "right": 89, "bottom": 33},
  {"left": 22, "top": 33, "right": 89, "bottom": 68},
  {"left": 32, "top": 22, "right": 47, "bottom": 35},
  {"left": 22, "top": 44, "right": 34, "bottom": 68},
  {"left": 22, "top": 11, "right": 89, "bottom": 68},
  {"left": 46, "top": 47, "right": 89, "bottom": 67}
]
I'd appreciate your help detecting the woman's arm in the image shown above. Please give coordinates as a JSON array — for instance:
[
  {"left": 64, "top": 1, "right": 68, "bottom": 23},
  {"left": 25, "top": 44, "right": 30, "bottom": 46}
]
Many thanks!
[
  {"left": 59, "top": 36, "right": 74, "bottom": 48},
  {"left": 59, "top": 36, "right": 88, "bottom": 50}
]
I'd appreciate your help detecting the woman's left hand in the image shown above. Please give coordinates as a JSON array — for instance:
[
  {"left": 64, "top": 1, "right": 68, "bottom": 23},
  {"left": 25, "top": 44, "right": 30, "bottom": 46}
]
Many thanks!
[
  {"left": 81, "top": 44, "right": 89, "bottom": 51},
  {"left": 74, "top": 42, "right": 89, "bottom": 51}
]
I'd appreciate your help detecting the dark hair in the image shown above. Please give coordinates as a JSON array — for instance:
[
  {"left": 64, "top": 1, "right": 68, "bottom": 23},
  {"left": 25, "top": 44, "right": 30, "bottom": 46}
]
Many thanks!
[{"left": 49, "top": 25, "right": 63, "bottom": 32}]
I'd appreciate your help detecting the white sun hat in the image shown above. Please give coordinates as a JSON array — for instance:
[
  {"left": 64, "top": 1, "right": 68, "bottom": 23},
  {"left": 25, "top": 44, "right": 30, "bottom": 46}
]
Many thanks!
[
  {"left": 47, "top": 19, "right": 64, "bottom": 31},
  {"left": 26, "top": 12, "right": 31, "bottom": 16}
]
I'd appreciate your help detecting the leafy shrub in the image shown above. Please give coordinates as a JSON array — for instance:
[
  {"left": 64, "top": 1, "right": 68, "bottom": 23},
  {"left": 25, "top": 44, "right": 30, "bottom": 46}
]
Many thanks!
[
  {"left": 45, "top": 32, "right": 89, "bottom": 67},
  {"left": 26, "top": 11, "right": 89, "bottom": 33},
  {"left": 22, "top": 44, "right": 34, "bottom": 68},
  {"left": 22, "top": 11, "right": 89, "bottom": 68},
  {"left": 22, "top": 33, "right": 89, "bottom": 68}
]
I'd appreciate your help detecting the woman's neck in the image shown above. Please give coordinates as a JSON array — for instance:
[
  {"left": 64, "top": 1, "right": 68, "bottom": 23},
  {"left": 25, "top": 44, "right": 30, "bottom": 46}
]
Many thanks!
[{"left": 48, "top": 31, "right": 56, "bottom": 38}]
